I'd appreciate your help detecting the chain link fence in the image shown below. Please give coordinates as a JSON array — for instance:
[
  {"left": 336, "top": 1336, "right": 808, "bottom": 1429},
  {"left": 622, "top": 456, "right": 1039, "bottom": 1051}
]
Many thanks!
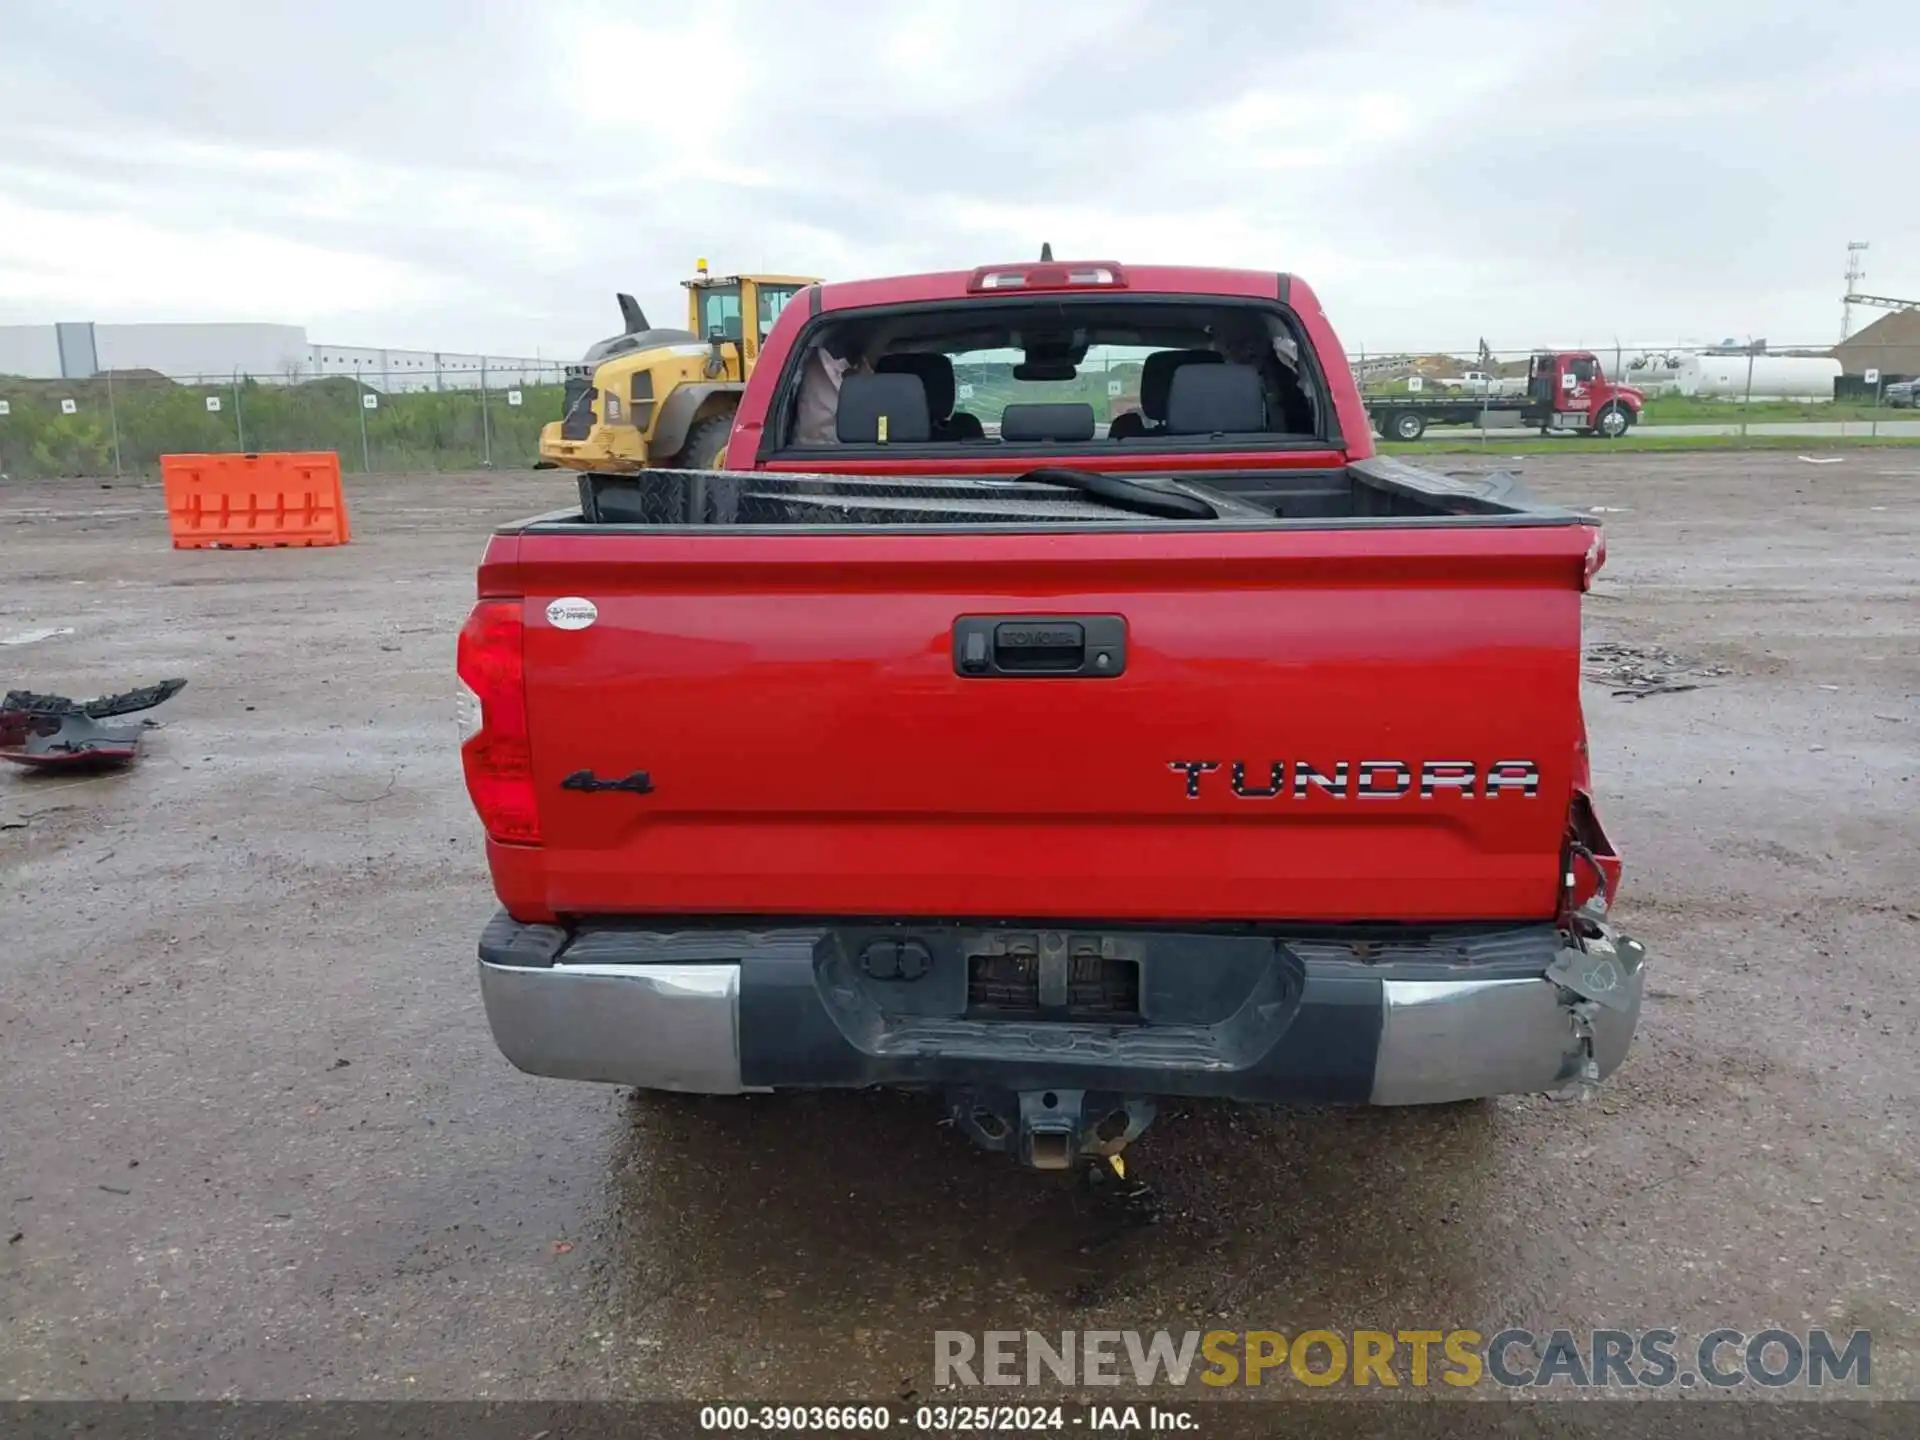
[
  {"left": 3, "top": 334, "right": 1916, "bottom": 478},
  {"left": 1345, "top": 338, "right": 1919, "bottom": 443},
  {"left": 0, "top": 362, "right": 568, "bottom": 480}
]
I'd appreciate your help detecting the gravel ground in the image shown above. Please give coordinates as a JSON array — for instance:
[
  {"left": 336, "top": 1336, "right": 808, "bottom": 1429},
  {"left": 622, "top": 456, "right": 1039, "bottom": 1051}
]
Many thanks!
[{"left": 1, "top": 451, "right": 1915, "bottom": 1403}]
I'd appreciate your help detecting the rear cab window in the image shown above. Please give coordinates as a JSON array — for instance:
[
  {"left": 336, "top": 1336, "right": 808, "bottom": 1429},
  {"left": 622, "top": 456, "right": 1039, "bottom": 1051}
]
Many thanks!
[{"left": 761, "top": 291, "right": 1334, "bottom": 458}]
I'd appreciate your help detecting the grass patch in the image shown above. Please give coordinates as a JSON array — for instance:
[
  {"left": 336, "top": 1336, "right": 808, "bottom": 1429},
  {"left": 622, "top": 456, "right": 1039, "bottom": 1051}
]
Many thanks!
[
  {"left": 1640, "top": 397, "right": 1907, "bottom": 425},
  {"left": 1359, "top": 396, "right": 1913, "bottom": 426},
  {"left": 1380, "top": 433, "right": 1920, "bottom": 456}
]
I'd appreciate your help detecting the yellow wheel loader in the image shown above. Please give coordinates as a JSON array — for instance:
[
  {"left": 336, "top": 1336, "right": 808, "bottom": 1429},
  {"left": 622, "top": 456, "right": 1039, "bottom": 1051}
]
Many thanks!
[{"left": 538, "top": 262, "right": 821, "bottom": 473}]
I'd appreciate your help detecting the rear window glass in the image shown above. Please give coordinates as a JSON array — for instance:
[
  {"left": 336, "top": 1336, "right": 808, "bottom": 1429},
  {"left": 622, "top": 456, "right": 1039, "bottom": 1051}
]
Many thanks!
[
  {"left": 773, "top": 297, "right": 1323, "bottom": 449},
  {"left": 949, "top": 344, "right": 1160, "bottom": 428}
]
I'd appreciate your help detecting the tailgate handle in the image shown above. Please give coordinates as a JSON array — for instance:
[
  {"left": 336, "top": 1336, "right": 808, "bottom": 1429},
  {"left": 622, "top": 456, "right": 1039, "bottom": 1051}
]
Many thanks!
[{"left": 953, "top": 615, "right": 1126, "bottom": 678}]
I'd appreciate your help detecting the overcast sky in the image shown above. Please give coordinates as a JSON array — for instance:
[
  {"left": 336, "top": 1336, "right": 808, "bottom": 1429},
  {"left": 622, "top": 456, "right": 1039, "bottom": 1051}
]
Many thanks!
[{"left": 2, "top": 0, "right": 1914, "bottom": 359}]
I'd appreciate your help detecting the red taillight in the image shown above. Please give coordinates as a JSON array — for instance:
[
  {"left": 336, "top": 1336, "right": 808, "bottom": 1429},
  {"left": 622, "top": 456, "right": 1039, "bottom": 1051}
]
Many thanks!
[{"left": 456, "top": 598, "right": 540, "bottom": 845}]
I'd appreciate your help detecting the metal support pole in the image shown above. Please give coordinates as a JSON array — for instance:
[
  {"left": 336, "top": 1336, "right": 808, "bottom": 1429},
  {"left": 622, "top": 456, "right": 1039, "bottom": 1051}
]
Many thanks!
[
  {"left": 1871, "top": 346, "right": 1881, "bottom": 439},
  {"left": 356, "top": 363, "right": 371, "bottom": 474},
  {"left": 1741, "top": 342, "right": 1756, "bottom": 438},
  {"left": 480, "top": 356, "right": 493, "bottom": 467},
  {"left": 105, "top": 366, "right": 123, "bottom": 477},
  {"left": 233, "top": 369, "right": 245, "bottom": 451},
  {"left": 1478, "top": 344, "right": 1489, "bottom": 447}
]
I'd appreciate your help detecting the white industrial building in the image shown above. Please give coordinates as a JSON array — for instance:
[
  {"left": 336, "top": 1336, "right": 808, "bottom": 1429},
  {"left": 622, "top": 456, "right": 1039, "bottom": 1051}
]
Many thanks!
[{"left": 0, "top": 320, "right": 554, "bottom": 392}]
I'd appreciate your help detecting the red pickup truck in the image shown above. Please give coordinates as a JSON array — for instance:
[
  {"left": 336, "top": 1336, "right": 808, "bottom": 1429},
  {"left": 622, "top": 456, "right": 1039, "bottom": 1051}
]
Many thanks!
[{"left": 458, "top": 259, "right": 1646, "bottom": 1171}]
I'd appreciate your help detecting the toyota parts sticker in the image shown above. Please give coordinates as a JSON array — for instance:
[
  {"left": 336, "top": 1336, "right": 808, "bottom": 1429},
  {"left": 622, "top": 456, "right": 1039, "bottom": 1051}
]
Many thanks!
[{"left": 546, "top": 597, "right": 599, "bottom": 630}]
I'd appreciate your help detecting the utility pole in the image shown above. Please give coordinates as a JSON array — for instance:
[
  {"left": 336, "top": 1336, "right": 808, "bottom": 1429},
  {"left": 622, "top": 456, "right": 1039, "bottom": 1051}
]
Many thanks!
[{"left": 1841, "top": 241, "right": 1869, "bottom": 343}]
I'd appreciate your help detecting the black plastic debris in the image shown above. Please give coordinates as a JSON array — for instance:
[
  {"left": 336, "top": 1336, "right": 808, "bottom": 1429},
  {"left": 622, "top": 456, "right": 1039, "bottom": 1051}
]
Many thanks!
[
  {"left": 1583, "top": 642, "right": 1728, "bottom": 700},
  {"left": 4, "top": 678, "right": 187, "bottom": 719},
  {"left": 0, "top": 678, "right": 187, "bottom": 772}
]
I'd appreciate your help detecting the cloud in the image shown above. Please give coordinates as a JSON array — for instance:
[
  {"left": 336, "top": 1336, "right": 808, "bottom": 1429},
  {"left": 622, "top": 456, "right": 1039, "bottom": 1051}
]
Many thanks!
[
  {"left": 1, "top": 0, "right": 1915, "bottom": 359},
  {"left": 0, "top": 194, "right": 453, "bottom": 319}
]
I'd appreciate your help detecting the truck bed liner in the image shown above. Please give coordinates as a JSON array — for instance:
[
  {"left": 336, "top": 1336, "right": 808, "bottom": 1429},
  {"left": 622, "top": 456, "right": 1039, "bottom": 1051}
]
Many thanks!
[{"left": 546, "top": 456, "right": 1581, "bottom": 533}]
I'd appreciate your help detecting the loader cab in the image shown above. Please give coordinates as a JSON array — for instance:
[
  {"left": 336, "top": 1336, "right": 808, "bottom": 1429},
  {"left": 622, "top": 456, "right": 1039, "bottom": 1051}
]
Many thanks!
[
  {"left": 538, "top": 264, "right": 822, "bottom": 474},
  {"left": 682, "top": 264, "right": 817, "bottom": 371}
]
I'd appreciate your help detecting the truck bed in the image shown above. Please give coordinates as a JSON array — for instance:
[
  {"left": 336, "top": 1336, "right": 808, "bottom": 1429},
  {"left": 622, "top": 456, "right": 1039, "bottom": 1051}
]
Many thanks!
[{"left": 553, "top": 456, "right": 1573, "bottom": 529}]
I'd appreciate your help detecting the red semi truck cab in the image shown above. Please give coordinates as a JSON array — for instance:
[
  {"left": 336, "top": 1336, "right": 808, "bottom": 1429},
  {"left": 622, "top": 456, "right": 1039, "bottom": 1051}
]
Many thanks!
[
  {"left": 1528, "top": 350, "right": 1646, "bottom": 437},
  {"left": 457, "top": 259, "right": 1646, "bottom": 1171}
]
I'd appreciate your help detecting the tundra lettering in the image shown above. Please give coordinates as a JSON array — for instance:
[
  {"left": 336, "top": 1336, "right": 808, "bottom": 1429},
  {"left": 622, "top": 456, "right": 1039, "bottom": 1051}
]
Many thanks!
[{"left": 1172, "top": 759, "right": 1542, "bottom": 800}]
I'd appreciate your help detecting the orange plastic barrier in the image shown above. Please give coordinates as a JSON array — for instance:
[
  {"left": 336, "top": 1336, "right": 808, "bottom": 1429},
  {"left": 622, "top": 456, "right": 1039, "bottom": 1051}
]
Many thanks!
[{"left": 160, "top": 452, "right": 351, "bottom": 549}]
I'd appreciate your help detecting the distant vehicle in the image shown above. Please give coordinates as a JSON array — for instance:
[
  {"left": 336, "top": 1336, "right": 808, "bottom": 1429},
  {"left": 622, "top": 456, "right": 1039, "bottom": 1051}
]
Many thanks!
[
  {"left": 1438, "top": 369, "right": 1523, "bottom": 396},
  {"left": 1672, "top": 354, "right": 1841, "bottom": 402},
  {"left": 1365, "top": 350, "right": 1645, "bottom": 441},
  {"left": 1884, "top": 378, "right": 1917, "bottom": 409}
]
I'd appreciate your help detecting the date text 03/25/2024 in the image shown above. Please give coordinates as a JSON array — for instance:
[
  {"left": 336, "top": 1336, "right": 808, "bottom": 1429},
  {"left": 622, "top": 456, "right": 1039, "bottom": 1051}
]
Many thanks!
[{"left": 697, "top": 1405, "right": 1192, "bottom": 1432}]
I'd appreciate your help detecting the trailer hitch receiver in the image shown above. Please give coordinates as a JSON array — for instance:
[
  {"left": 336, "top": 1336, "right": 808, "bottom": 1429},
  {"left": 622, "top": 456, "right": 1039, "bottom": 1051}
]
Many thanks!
[{"left": 947, "top": 1087, "right": 1156, "bottom": 1170}]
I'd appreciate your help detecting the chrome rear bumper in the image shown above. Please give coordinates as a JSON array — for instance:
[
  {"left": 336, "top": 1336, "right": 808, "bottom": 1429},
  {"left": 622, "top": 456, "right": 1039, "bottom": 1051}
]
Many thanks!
[
  {"left": 1372, "top": 972, "right": 1639, "bottom": 1104},
  {"left": 477, "top": 919, "right": 1643, "bottom": 1106},
  {"left": 479, "top": 959, "right": 750, "bottom": 1094}
]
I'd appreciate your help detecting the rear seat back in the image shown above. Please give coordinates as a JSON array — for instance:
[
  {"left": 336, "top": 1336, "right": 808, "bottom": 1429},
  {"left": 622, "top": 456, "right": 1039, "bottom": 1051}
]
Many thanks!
[
  {"left": 1143, "top": 349, "right": 1223, "bottom": 422},
  {"left": 836, "top": 371, "right": 932, "bottom": 443},
  {"left": 1111, "top": 348, "right": 1223, "bottom": 438},
  {"left": 1163, "top": 363, "right": 1268, "bottom": 435},
  {"left": 877, "top": 353, "right": 985, "bottom": 440},
  {"left": 877, "top": 353, "right": 954, "bottom": 418},
  {"left": 1000, "top": 402, "right": 1096, "bottom": 442}
]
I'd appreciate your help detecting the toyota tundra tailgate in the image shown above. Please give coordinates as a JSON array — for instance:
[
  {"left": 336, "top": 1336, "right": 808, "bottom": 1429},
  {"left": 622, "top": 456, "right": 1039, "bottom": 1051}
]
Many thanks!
[{"left": 484, "top": 516, "right": 1596, "bottom": 924}]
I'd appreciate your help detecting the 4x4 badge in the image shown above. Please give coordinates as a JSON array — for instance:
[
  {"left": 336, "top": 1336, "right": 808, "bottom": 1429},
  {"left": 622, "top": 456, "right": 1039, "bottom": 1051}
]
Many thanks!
[{"left": 560, "top": 769, "right": 653, "bottom": 795}]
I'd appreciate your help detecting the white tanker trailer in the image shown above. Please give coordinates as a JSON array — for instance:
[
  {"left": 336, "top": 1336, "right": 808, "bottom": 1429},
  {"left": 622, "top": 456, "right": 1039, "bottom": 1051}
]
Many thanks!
[{"left": 1674, "top": 354, "right": 1841, "bottom": 401}]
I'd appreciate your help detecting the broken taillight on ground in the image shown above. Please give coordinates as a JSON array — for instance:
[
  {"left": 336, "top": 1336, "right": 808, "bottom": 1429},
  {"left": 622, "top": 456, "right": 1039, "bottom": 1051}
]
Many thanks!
[{"left": 0, "top": 679, "right": 188, "bottom": 772}]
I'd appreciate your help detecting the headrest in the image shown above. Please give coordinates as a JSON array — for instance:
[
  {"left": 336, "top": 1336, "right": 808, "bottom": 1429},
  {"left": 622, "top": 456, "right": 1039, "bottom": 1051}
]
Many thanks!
[
  {"left": 999, "top": 402, "right": 1096, "bottom": 443},
  {"left": 1140, "top": 349, "right": 1222, "bottom": 419},
  {"left": 1164, "top": 363, "right": 1268, "bottom": 435},
  {"left": 875, "top": 353, "right": 956, "bottom": 419},
  {"left": 835, "top": 371, "right": 932, "bottom": 444}
]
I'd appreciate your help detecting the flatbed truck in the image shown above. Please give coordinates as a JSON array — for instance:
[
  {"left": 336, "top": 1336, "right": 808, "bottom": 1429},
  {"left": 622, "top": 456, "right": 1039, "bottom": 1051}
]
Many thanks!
[{"left": 1365, "top": 350, "right": 1644, "bottom": 441}]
